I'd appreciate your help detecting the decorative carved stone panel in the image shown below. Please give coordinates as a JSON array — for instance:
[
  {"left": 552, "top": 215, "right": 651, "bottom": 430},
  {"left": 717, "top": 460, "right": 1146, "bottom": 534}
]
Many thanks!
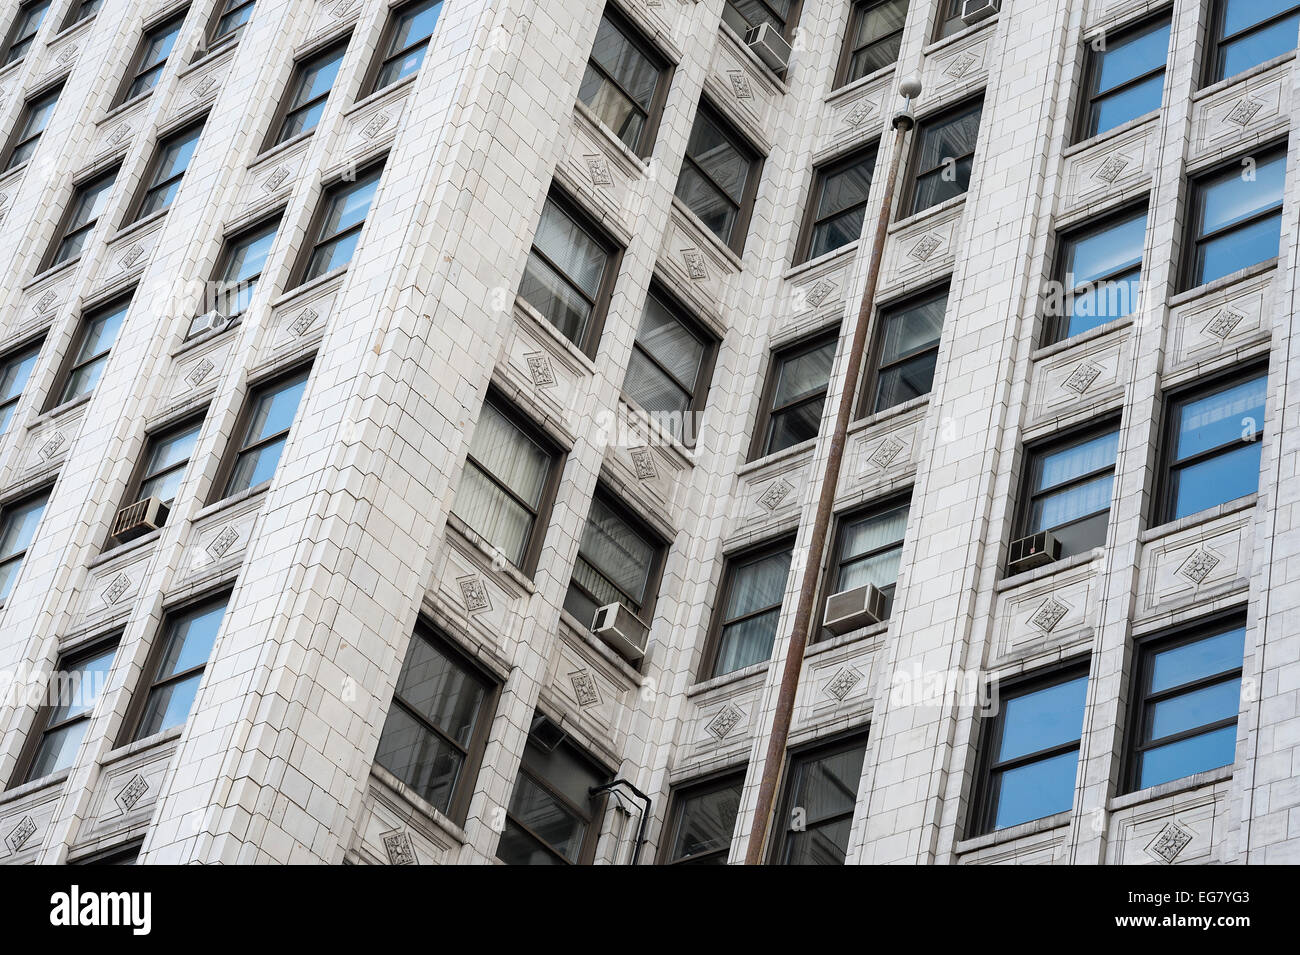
[
  {"left": 1168, "top": 276, "right": 1270, "bottom": 371},
  {"left": 78, "top": 739, "right": 178, "bottom": 845},
  {"left": 1107, "top": 783, "right": 1228, "bottom": 864},
  {"left": 1028, "top": 333, "right": 1129, "bottom": 424},
  {"left": 1190, "top": 68, "right": 1290, "bottom": 160},
  {"left": 1139, "top": 509, "right": 1253, "bottom": 615},
  {"left": 992, "top": 559, "right": 1098, "bottom": 662},
  {"left": 880, "top": 204, "right": 962, "bottom": 294},
  {"left": 1062, "top": 123, "right": 1154, "bottom": 211}
]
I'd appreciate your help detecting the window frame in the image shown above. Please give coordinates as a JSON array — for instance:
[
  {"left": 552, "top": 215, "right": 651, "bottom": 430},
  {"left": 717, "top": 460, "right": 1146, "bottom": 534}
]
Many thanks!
[
  {"left": 1155, "top": 362, "right": 1268, "bottom": 525},
  {"left": 1045, "top": 201, "right": 1148, "bottom": 346},
  {"left": 0, "top": 486, "right": 53, "bottom": 606},
  {"left": 265, "top": 33, "right": 351, "bottom": 151},
  {"left": 577, "top": 4, "right": 673, "bottom": 158},
  {"left": 2, "top": 81, "right": 62, "bottom": 173},
  {"left": 290, "top": 158, "right": 385, "bottom": 289},
  {"left": 0, "top": 333, "right": 45, "bottom": 435},
  {"left": 818, "top": 493, "right": 910, "bottom": 639},
  {"left": 564, "top": 488, "right": 668, "bottom": 628},
  {"left": 362, "top": 0, "right": 444, "bottom": 96},
  {"left": 749, "top": 326, "right": 839, "bottom": 461},
  {"left": 43, "top": 289, "right": 134, "bottom": 413},
  {"left": 701, "top": 534, "right": 795, "bottom": 679},
  {"left": 969, "top": 659, "right": 1090, "bottom": 837},
  {"left": 833, "top": 0, "right": 908, "bottom": 89},
  {"left": 205, "top": 208, "right": 283, "bottom": 323},
  {"left": 2, "top": 0, "right": 50, "bottom": 66},
  {"left": 209, "top": 360, "right": 313, "bottom": 504},
  {"left": 199, "top": 0, "right": 255, "bottom": 55},
  {"left": 1203, "top": 0, "right": 1300, "bottom": 86},
  {"left": 795, "top": 144, "right": 878, "bottom": 265},
  {"left": 113, "top": 7, "right": 189, "bottom": 107},
  {"left": 768, "top": 730, "right": 868, "bottom": 865},
  {"left": 41, "top": 163, "right": 121, "bottom": 273},
  {"left": 61, "top": 0, "right": 103, "bottom": 32},
  {"left": 899, "top": 95, "right": 983, "bottom": 220},
  {"left": 676, "top": 101, "right": 764, "bottom": 255},
  {"left": 114, "top": 410, "right": 206, "bottom": 536},
  {"left": 657, "top": 767, "right": 745, "bottom": 865},
  {"left": 124, "top": 115, "right": 207, "bottom": 225},
  {"left": 1074, "top": 12, "right": 1172, "bottom": 144},
  {"left": 858, "top": 279, "right": 948, "bottom": 415}
]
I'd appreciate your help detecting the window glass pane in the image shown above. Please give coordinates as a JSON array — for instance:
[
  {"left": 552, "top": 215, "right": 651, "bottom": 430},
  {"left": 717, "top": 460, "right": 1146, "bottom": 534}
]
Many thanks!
[
  {"left": 880, "top": 294, "right": 944, "bottom": 365},
  {"left": 1138, "top": 724, "right": 1237, "bottom": 789},
  {"left": 774, "top": 340, "right": 835, "bottom": 408},
  {"left": 578, "top": 65, "right": 643, "bottom": 149},
  {"left": 1196, "top": 212, "right": 1283, "bottom": 286},
  {"left": 670, "top": 779, "right": 741, "bottom": 862},
  {"left": 155, "top": 603, "right": 226, "bottom": 681},
  {"left": 29, "top": 719, "right": 89, "bottom": 778},
  {"left": 320, "top": 175, "right": 379, "bottom": 242},
  {"left": 635, "top": 295, "right": 705, "bottom": 392},
  {"left": 293, "top": 47, "right": 345, "bottom": 110},
  {"left": 993, "top": 749, "right": 1079, "bottom": 829},
  {"left": 1174, "top": 375, "right": 1266, "bottom": 461},
  {"left": 1037, "top": 431, "right": 1119, "bottom": 491},
  {"left": 1222, "top": 0, "right": 1298, "bottom": 35},
  {"left": 1, "top": 346, "right": 41, "bottom": 406},
  {"left": 588, "top": 15, "right": 659, "bottom": 110},
  {"left": 214, "top": 0, "right": 254, "bottom": 40},
  {"left": 533, "top": 200, "right": 606, "bottom": 299},
  {"left": 1063, "top": 211, "right": 1146, "bottom": 289},
  {"left": 454, "top": 467, "right": 533, "bottom": 563},
  {"left": 1150, "top": 679, "right": 1241, "bottom": 741},
  {"left": 224, "top": 224, "right": 278, "bottom": 285},
  {"left": 577, "top": 499, "right": 655, "bottom": 607},
  {"left": 917, "top": 106, "right": 981, "bottom": 172},
  {"left": 684, "top": 114, "right": 750, "bottom": 204},
  {"left": 717, "top": 608, "right": 780, "bottom": 674},
  {"left": 245, "top": 375, "right": 308, "bottom": 445},
  {"left": 1171, "top": 441, "right": 1261, "bottom": 519},
  {"left": 1065, "top": 268, "right": 1140, "bottom": 338},
  {"left": 499, "top": 776, "right": 585, "bottom": 863},
  {"left": 1151, "top": 626, "right": 1246, "bottom": 693},
  {"left": 68, "top": 174, "right": 116, "bottom": 232},
  {"left": 1200, "top": 155, "right": 1286, "bottom": 236},
  {"left": 780, "top": 741, "right": 866, "bottom": 864},
  {"left": 674, "top": 166, "right": 737, "bottom": 241},
  {"left": 138, "top": 125, "right": 202, "bottom": 216},
  {"left": 625, "top": 351, "right": 690, "bottom": 417},
  {"left": 519, "top": 257, "right": 592, "bottom": 344},
  {"left": 141, "top": 21, "right": 180, "bottom": 70},
  {"left": 467, "top": 403, "right": 548, "bottom": 508},
  {"left": 1091, "top": 73, "right": 1164, "bottom": 134},
  {"left": 43, "top": 647, "right": 116, "bottom": 726},
  {"left": 723, "top": 549, "right": 791, "bottom": 621},
  {"left": 723, "top": 0, "right": 785, "bottom": 35},
  {"left": 136, "top": 672, "right": 202, "bottom": 737},
  {"left": 875, "top": 352, "right": 938, "bottom": 411},
  {"left": 1094, "top": 22, "right": 1169, "bottom": 95},
  {"left": 393, "top": 634, "right": 486, "bottom": 746},
  {"left": 381, "top": 0, "right": 441, "bottom": 84},
  {"left": 0, "top": 495, "right": 47, "bottom": 561},
  {"left": 1220, "top": 12, "right": 1300, "bottom": 79},
  {"left": 1031, "top": 473, "right": 1114, "bottom": 533},
  {"left": 139, "top": 422, "right": 201, "bottom": 501},
  {"left": 373, "top": 704, "right": 463, "bottom": 811},
  {"left": 839, "top": 505, "right": 907, "bottom": 563},
  {"left": 998, "top": 676, "right": 1087, "bottom": 762},
  {"left": 817, "top": 155, "right": 876, "bottom": 221},
  {"left": 852, "top": 0, "right": 907, "bottom": 49},
  {"left": 912, "top": 157, "right": 972, "bottom": 213}
]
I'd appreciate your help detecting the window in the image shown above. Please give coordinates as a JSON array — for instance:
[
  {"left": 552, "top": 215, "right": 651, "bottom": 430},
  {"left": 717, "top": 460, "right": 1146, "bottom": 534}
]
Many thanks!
[
  {"left": 1184, "top": 147, "right": 1286, "bottom": 289},
  {"left": 1161, "top": 370, "right": 1266, "bottom": 522},
  {"left": 45, "top": 166, "right": 118, "bottom": 270},
  {"left": 368, "top": 0, "right": 443, "bottom": 93},
  {"left": 206, "top": 0, "right": 254, "bottom": 49},
  {"left": 754, "top": 331, "right": 837, "bottom": 459},
  {"left": 129, "top": 596, "right": 228, "bottom": 741},
  {"left": 577, "top": 8, "right": 669, "bottom": 156},
  {"left": 119, "top": 11, "right": 186, "bottom": 103},
  {"left": 563, "top": 493, "right": 664, "bottom": 630},
  {"left": 1018, "top": 425, "right": 1118, "bottom": 560},
  {"left": 373, "top": 624, "right": 495, "bottom": 820},
  {"left": 1048, "top": 206, "right": 1146, "bottom": 343},
  {"left": 661, "top": 772, "right": 743, "bottom": 864},
  {"left": 973, "top": 666, "right": 1088, "bottom": 833},
  {"left": 836, "top": 0, "right": 907, "bottom": 87},
  {"left": 707, "top": 540, "right": 793, "bottom": 678},
  {"left": 824, "top": 500, "right": 908, "bottom": 629},
  {"left": 208, "top": 215, "right": 280, "bottom": 319},
  {"left": 16, "top": 639, "right": 117, "bottom": 784},
  {"left": 48, "top": 295, "right": 130, "bottom": 409},
  {"left": 269, "top": 38, "right": 348, "bottom": 148},
  {"left": 1207, "top": 0, "right": 1300, "bottom": 84},
  {"left": 0, "top": 490, "right": 50, "bottom": 603},
  {"left": 675, "top": 105, "right": 762, "bottom": 253},
  {"left": 906, "top": 99, "right": 981, "bottom": 217},
  {"left": 496, "top": 723, "right": 609, "bottom": 865},
  {"left": 72, "top": 840, "right": 142, "bottom": 865},
  {"left": 122, "top": 416, "right": 204, "bottom": 516},
  {"left": 799, "top": 147, "right": 876, "bottom": 263},
  {"left": 451, "top": 397, "right": 559, "bottom": 570},
  {"left": 771, "top": 735, "right": 867, "bottom": 864},
  {"left": 2, "top": 0, "right": 49, "bottom": 66},
  {"left": 0, "top": 339, "right": 42, "bottom": 434},
  {"left": 867, "top": 285, "right": 946, "bottom": 412},
  {"left": 218, "top": 366, "right": 310, "bottom": 499},
  {"left": 298, "top": 164, "right": 382, "bottom": 284},
  {"left": 518, "top": 193, "right": 618, "bottom": 353},
  {"left": 721, "top": 0, "right": 799, "bottom": 41},
  {"left": 3, "top": 84, "right": 61, "bottom": 172},
  {"left": 1079, "top": 16, "right": 1171, "bottom": 141},
  {"left": 1127, "top": 618, "right": 1245, "bottom": 792},
  {"left": 935, "top": 0, "right": 968, "bottom": 40},
  {"left": 622, "top": 287, "right": 716, "bottom": 444},
  {"left": 129, "top": 120, "right": 204, "bottom": 223},
  {"left": 63, "top": 0, "right": 102, "bottom": 30}
]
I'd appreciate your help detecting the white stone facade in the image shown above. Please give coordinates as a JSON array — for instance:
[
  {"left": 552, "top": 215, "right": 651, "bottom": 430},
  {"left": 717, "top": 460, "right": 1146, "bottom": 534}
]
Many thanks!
[{"left": 0, "top": 0, "right": 1295, "bottom": 866}]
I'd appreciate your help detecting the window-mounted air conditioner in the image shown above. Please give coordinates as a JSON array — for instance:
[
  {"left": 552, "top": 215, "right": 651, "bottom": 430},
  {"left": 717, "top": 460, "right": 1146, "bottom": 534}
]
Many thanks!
[
  {"left": 961, "top": 0, "right": 1000, "bottom": 25},
  {"left": 111, "top": 496, "right": 169, "bottom": 543},
  {"left": 188, "top": 309, "right": 233, "bottom": 339},
  {"left": 1008, "top": 530, "right": 1062, "bottom": 575},
  {"left": 592, "top": 602, "right": 650, "bottom": 664},
  {"left": 823, "top": 583, "right": 886, "bottom": 637},
  {"left": 744, "top": 22, "right": 791, "bottom": 72}
]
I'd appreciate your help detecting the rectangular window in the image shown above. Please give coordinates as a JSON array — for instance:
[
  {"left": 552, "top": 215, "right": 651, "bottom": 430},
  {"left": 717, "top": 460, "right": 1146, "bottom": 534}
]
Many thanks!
[
  {"left": 1184, "top": 147, "right": 1286, "bottom": 290},
  {"left": 622, "top": 286, "right": 716, "bottom": 443},
  {"left": 218, "top": 366, "right": 310, "bottom": 499},
  {"left": 906, "top": 99, "right": 981, "bottom": 217},
  {"left": 3, "top": 84, "right": 61, "bottom": 172},
  {"left": 129, "top": 595, "right": 228, "bottom": 741},
  {"left": 129, "top": 120, "right": 204, "bottom": 223},
  {"left": 3, "top": 0, "right": 49, "bottom": 66},
  {"left": 935, "top": 0, "right": 969, "bottom": 40},
  {"left": 46, "top": 166, "right": 118, "bottom": 269},
  {"left": 1080, "top": 16, "right": 1170, "bottom": 141},
  {"left": 707, "top": 540, "right": 793, "bottom": 678},
  {"left": 754, "top": 331, "right": 837, "bottom": 458},
  {"left": 1049, "top": 206, "right": 1146, "bottom": 343},
  {"left": 563, "top": 493, "right": 664, "bottom": 630},
  {"left": 270, "top": 38, "right": 348, "bottom": 147},
  {"left": 1127, "top": 618, "right": 1245, "bottom": 792},
  {"left": 675, "top": 104, "right": 762, "bottom": 253},
  {"left": 64, "top": 0, "right": 103, "bottom": 30},
  {"left": 1207, "top": 0, "right": 1300, "bottom": 84},
  {"left": 868, "top": 285, "right": 946, "bottom": 412},
  {"left": 206, "top": 0, "right": 255, "bottom": 49},
  {"left": 661, "top": 771, "right": 743, "bottom": 864},
  {"left": 0, "top": 490, "right": 50, "bottom": 603},
  {"left": 799, "top": 146, "right": 876, "bottom": 263},
  {"left": 974, "top": 665, "right": 1088, "bottom": 833},
  {"left": 17, "top": 639, "right": 117, "bottom": 784},
  {"left": 451, "top": 396, "right": 558, "bottom": 570},
  {"left": 836, "top": 0, "right": 907, "bottom": 87},
  {"left": 772, "top": 735, "right": 867, "bottom": 864},
  {"left": 721, "top": 0, "right": 798, "bottom": 41},
  {"left": 496, "top": 724, "right": 609, "bottom": 865},
  {"left": 0, "top": 338, "right": 42, "bottom": 435},
  {"left": 209, "top": 214, "right": 280, "bottom": 319},
  {"left": 518, "top": 193, "right": 618, "bottom": 354},
  {"left": 369, "top": 0, "right": 443, "bottom": 93},
  {"left": 1019, "top": 425, "right": 1119, "bottom": 560},
  {"left": 124, "top": 416, "right": 204, "bottom": 516},
  {"left": 373, "top": 624, "right": 495, "bottom": 821},
  {"left": 1161, "top": 369, "right": 1266, "bottom": 522},
  {"left": 298, "top": 164, "right": 382, "bottom": 284},
  {"left": 824, "top": 500, "right": 908, "bottom": 628},
  {"left": 577, "top": 8, "right": 669, "bottom": 156},
  {"left": 119, "top": 11, "right": 186, "bottom": 103},
  {"left": 49, "top": 295, "right": 130, "bottom": 409}
]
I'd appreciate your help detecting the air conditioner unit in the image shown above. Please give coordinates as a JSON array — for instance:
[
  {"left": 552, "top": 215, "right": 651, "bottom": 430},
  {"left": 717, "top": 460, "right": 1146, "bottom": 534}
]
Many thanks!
[
  {"left": 961, "top": 0, "right": 1000, "bottom": 25},
  {"left": 744, "top": 22, "right": 791, "bottom": 72},
  {"left": 823, "top": 583, "right": 886, "bottom": 637},
  {"left": 188, "top": 309, "right": 233, "bottom": 339},
  {"left": 111, "top": 496, "right": 169, "bottom": 542},
  {"left": 1008, "top": 530, "right": 1062, "bottom": 575},
  {"left": 592, "top": 602, "right": 650, "bottom": 664}
]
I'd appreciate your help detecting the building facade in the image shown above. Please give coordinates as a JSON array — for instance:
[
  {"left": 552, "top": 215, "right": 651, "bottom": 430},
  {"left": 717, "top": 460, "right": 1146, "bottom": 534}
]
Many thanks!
[{"left": 0, "top": 0, "right": 1296, "bottom": 865}]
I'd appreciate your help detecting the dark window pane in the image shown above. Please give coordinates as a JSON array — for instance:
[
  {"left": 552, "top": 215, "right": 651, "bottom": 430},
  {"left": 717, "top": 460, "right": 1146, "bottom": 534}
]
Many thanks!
[
  {"left": 778, "top": 739, "right": 866, "bottom": 865},
  {"left": 668, "top": 779, "right": 742, "bottom": 863},
  {"left": 373, "top": 704, "right": 464, "bottom": 812}
]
